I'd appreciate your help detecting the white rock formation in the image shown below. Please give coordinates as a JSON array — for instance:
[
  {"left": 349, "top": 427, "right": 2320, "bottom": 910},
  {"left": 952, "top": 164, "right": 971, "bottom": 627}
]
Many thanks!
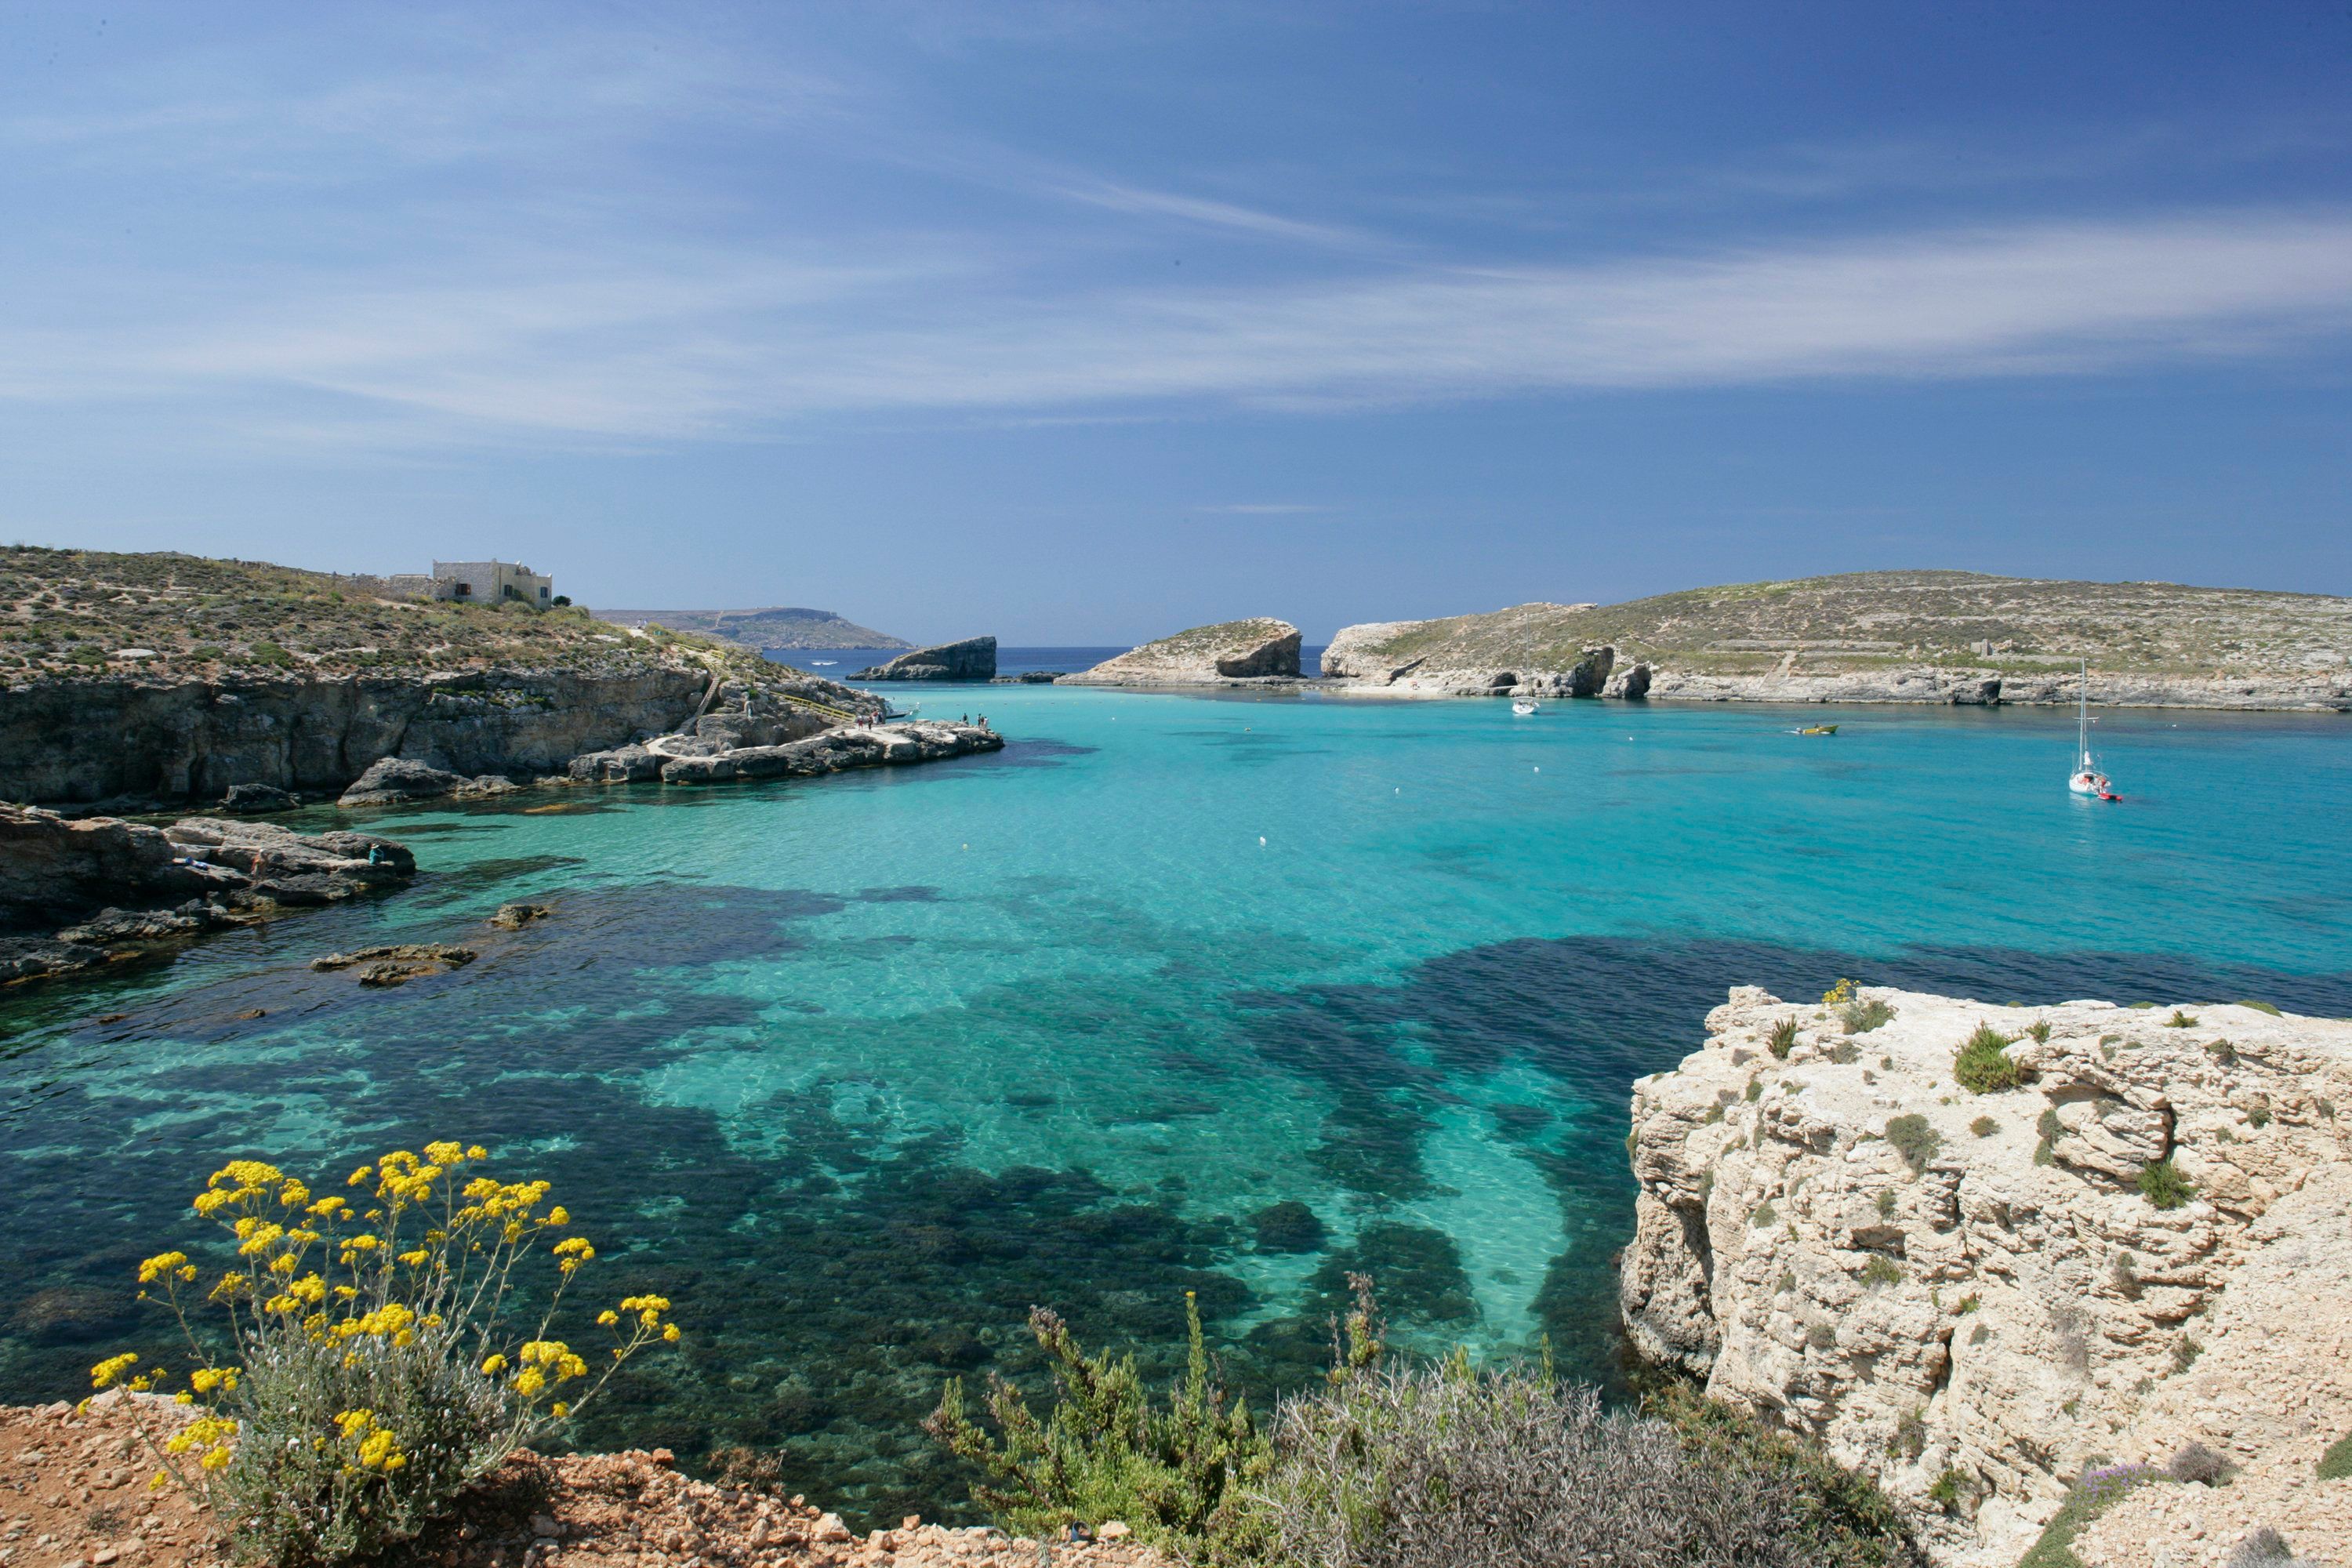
[{"left": 1620, "top": 986, "right": 2352, "bottom": 1566}]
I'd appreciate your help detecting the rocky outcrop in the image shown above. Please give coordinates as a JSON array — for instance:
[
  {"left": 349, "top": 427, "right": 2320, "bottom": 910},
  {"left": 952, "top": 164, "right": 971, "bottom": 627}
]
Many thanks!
[
  {"left": 339, "top": 757, "right": 518, "bottom": 808},
  {"left": 569, "top": 720, "right": 1002, "bottom": 787},
  {"left": 0, "top": 665, "right": 879, "bottom": 810},
  {"left": 1319, "top": 606, "right": 1615, "bottom": 698},
  {"left": 1621, "top": 986, "right": 2352, "bottom": 1566},
  {"left": 0, "top": 804, "right": 414, "bottom": 983},
  {"left": 1064, "top": 620, "right": 1301, "bottom": 685},
  {"left": 851, "top": 637, "right": 996, "bottom": 681}
]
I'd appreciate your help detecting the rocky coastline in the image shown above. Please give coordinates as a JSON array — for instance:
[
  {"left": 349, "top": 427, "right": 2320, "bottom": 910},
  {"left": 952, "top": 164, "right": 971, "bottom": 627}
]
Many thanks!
[
  {"left": 0, "top": 804, "right": 415, "bottom": 984},
  {"left": 851, "top": 637, "right": 997, "bottom": 681},
  {"left": 1620, "top": 985, "right": 2352, "bottom": 1566}
]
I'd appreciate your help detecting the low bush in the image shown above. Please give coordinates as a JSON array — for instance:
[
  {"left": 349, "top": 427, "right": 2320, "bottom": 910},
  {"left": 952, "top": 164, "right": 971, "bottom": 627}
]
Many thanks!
[
  {"left": 1884, "top": 1114, "right": 1940, "bottom": 1175},
  {"left": 2166, "top": 1009, "right": 2199, "bottom": 1029},
  {"left": 1970, "top": 1116, "right": 1998, "bottom": 1138},
  {"left": 1768, "top": 1017, "right": 1800, "bottom": 1058},
  {"left": 2138, "top": 1157, "right": 2195, "bottom": 1210},
  {"left": 89, "top": 1142, "right": 681, "bottom": 1567},
  {"left": 2223, "top": 1526, "right": 2304, "bottom": 1567},
  {"left": 2234, "top": 1000, "right": 2283, "bottom": 1016},
  {"left": 2168, "top": 1440, "right": 2231, "bottom": 1484},
  {"left": 925, "top": 1291, "right": 1272, "bottom": 1565},
  {"left": 1953, "top": 1025, "right": 2023, "bottom": 1094},
  {"left": 1860, "top": 1256, "right": 1904, "bottom": 1289},
  {"left": 1264, "top": 1363, "right": 1923, "bottom": 1568},
  {"left": 2017, "top": 1463, "right": 2167, "bottom": 1568}
]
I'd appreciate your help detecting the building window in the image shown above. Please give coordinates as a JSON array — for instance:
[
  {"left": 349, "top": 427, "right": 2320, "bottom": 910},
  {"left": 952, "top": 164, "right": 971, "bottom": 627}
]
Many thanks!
[{"left": 454, "top": 583, "right": 472, "bottom": 597}]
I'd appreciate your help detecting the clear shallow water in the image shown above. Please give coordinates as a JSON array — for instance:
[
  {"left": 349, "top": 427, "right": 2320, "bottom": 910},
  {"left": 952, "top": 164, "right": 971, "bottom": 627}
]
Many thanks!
[{"left": 2, "top": 688, "right": 2347, "bottom": 1523}]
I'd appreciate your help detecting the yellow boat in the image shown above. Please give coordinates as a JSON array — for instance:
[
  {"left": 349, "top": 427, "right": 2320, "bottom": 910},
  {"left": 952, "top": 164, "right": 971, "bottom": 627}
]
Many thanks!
[{"left": 1797, "top": 724, "right": 1838, "bottom": 735}]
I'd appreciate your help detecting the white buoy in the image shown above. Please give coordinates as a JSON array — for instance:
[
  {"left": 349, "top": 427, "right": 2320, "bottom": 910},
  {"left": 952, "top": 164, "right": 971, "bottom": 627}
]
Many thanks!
[{"left": 1259, "top": 836, "right": 1267, "bottom": 847}]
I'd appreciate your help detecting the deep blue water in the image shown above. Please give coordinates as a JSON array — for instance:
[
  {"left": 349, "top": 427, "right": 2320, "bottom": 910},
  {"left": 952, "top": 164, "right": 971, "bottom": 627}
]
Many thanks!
[{"left": 0, "top": 687, "right": 2346, "bottom": 1523}]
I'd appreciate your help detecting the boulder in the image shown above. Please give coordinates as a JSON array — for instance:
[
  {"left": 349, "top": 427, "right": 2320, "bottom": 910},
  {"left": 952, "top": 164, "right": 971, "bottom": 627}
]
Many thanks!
[
  {"left": 1064, "top": 619, "right": 1301, "bottom": 685},
  {"left": 1603, "top": 661, "right": 1652, "bottom": 699},
  {"left": 850, "top": 637, "right": 997, "bottom": 681},
  {"left": 338, "top": 757, "right": 517, "bottom": 808},
  {"left": 220, "top": 782, "right": 298, "bottom": 813}
]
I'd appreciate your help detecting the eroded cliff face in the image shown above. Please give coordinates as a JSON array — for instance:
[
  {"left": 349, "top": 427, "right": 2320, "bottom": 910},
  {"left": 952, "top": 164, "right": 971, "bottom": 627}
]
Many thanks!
[
  {"left": 1063, "top": 619, "right": 1301, "bottom": 685},
  {"left": 0, "top": 666, "right": 883, "bottom": 809},
  {"left": 1621, "top": 987, "right": 2352, "bottom": 1566}
]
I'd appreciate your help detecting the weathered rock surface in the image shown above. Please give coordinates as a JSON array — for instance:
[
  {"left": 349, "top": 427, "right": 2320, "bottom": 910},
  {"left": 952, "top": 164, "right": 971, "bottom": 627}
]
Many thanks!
[
  {"left": 0, "top": 804, "right": 414, "bottom": 983},
  {"left": 570, "top": 721, "right": 1002, "bottom": 787},
  {"left": 851, "top": 637, "right": 996, "bottom": 681},
  {"left": 339, "top": 757, "right": 518, "bottom": 808},
  {"left": 1621, "top": 986, "right": 2352, "bottom": 1566},
  {"left": 1320, "top": 605, "right": 1617, "bottom": 697},
  {"left": 1064, "top": 619, "right": 1301, "bottom": 685}
]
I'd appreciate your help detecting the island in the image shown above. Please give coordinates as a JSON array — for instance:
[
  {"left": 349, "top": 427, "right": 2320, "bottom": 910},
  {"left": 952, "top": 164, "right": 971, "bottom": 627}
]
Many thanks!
[
  {"left": 1061, "top": 619, "right": 1301, "bottom": 686},
  {"left": 597, "top": 606, "right": 911, "bottom": 652}
]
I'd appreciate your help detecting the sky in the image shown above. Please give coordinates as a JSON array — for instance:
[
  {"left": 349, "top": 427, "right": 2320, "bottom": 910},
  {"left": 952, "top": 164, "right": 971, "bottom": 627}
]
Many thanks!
[{"left": 2, "top": 2, "right": 2347, "bottom": 643}]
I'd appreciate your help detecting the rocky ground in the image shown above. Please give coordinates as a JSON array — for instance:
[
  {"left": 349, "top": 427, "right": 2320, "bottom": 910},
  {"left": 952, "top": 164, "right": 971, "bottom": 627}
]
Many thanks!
[
  {"left": 0, "top": 1398, "right": 1174, "bottom": 1568},
  {"left": 1621, "top": 987, "right": 2352, "bottom": 1566},
  {"left": 1062, "top": 620, "right": 1300, "bottom": 686},
  {"left": 0, "top": 807, "right": 413, "bottom": 984},
  {"left": 1319, "top": 572, "right": 2352, "bottom": 710}
]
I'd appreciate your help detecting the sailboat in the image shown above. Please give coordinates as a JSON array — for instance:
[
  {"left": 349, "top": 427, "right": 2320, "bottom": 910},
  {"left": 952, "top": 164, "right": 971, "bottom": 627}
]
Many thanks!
[{"left": 2068, "top": 660, "right": 2120, "bottom": 800}]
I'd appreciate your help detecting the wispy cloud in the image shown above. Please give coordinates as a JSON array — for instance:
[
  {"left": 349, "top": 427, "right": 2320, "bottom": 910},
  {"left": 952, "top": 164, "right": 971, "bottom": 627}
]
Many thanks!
[{"left": 8, "top": 207, "right": 2339, "bottom": 445}]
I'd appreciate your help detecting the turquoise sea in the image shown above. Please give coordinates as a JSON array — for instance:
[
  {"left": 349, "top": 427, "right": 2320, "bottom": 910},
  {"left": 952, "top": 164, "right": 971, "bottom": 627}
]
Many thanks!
[{"left": 2, "top": 677, "right": 2348, "bottom": 1523}]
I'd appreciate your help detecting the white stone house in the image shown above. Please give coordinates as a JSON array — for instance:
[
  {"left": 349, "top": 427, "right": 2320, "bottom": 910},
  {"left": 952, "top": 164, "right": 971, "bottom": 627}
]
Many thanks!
[{"left": 430, "top": 561, "right": 555, "bottom": 607}]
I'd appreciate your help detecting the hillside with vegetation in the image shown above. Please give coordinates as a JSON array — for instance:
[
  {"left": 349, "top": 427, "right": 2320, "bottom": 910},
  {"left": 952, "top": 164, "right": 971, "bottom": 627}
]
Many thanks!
[
  {"left": 1324, "top": 571, "right": 2352, "bottom": 708},
  {"left": 601, "top": 605, "right": 910, "bottom": 650},
  {"left": 0, "top": 545, "right": 789, "bottom": 686}
]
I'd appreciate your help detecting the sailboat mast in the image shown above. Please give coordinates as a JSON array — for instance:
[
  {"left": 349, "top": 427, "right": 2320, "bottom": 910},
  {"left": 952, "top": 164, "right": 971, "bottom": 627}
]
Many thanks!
[{"left": 2078, "top": 659, "right": 2089, "bottom": 764}]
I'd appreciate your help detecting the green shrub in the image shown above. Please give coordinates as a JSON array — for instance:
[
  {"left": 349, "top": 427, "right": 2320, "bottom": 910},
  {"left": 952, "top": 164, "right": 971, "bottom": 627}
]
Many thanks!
[
  {"left": 1831, "top": 1042, "right": 1861, "bottom": 1065},
  {"left": 1954, "top": 1024, "right": 2023, "bottom": 1093},
  {"left": 1875, "top": 1189, "right": 1897, "bottom": 1218},
  {"left": 1970, "top": 1116, "right": 1998, "bottom": 1138},
  {"left": 2026, "top": 1018, "right": 2053, "bottom": 1043},
  {"left": 1746, "top": 1078, "right": 1765, "bottom": 1102},
  {"left": 1843, "top": 998, "right": 1896, "bottom": 1034},
  {"left": 67, "top": 645, "right": 107, "bottom": 665},
  {"left": 1925, "top": 1468, "right": 1966, "bottom": 1510},
  {"left": 2235, "top": 1000, "right": 2282, "bottom": 1016},
  {"left": 1884, "top": 1115, "right": 1940, "bottom": 1175},
  {"left": 2017, "top": 1464, "right": 2166, "bottom": 1568},
  {"left": 925, "top": 1291, "right": 1270, "bottom": 1563},
  {"left": 88, "top": 1143, "right": 679, "bottom": 1567},
  {"left": 1860, "top": 1256, "right": 1903, "bottom": 1289},
  {"left": 2138, "top": 1158, "right": 2195, "bottom": 1210},
  {"left": 1954, "top": 1294, "right": 1980, "bottom": 1316},
  {"left": 1892, "top": 1407, "right": 1926, "bottom": 1460},
  {"left": 2165, "top": 1010, "right": 2198, "bottom": 1029},
  {"left": 2208, "top": 1038, "right": 2238, "bottom": 1067},
  {"left": 1769, "top": 1017, "right": 1800, "bottom": 1058},
  {"left": 192, "top": 644, "right": 225, "bottom": 661},
  {"left": 248, "top": 641, "right": 295, "bottom": 667},
  {"left": 2318, "top": 1433, "right": 2352, "bottom": 1481}
]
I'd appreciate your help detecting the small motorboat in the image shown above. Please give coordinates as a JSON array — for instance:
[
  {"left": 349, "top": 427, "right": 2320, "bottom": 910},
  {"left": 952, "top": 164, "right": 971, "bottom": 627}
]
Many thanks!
[
  {"left": 811, "top": 659, "right": 837, "bottom": 666},
  {"left": 1796, "top": 724, "right": 1838, "bottom": 736},
  {"left": 2068, "top": 659, "right": 2121, "bottom": 800},
  {"left": 1512, "top": 698, "right": 1541, "bottom": 716}
]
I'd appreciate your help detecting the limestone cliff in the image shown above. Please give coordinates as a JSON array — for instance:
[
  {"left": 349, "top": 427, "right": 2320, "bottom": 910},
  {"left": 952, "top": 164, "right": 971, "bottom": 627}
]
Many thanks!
[
  {"left": 1320, "top": 604, "right": 1613, "bottom": 697},
  {"left": 850, "top": 637, "right": 997, "bottom": 681},
  {"left": 1063, "top": 619, "right": 1301, "bottom": 685},
  {"left": 1621, "top": 986, "right": 2352, "bottom": 1566}
]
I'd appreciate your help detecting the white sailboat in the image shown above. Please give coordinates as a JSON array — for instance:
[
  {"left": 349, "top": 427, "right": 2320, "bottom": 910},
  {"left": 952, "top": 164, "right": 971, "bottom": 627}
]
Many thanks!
[{"left": 2067, "top": 660, "right": 2118, "bottom": 800}]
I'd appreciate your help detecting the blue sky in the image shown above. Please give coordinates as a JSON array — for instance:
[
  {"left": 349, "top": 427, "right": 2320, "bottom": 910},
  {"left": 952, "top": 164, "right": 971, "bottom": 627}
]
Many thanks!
[{"left": 2, "top": 2, "right": 2347, "bottom": 643}]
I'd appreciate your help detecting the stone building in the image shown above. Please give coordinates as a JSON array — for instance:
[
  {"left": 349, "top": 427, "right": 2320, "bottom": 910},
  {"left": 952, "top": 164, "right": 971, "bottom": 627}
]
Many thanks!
[{"left": 430, "top": 561, "right": 554, "bottom": 606}]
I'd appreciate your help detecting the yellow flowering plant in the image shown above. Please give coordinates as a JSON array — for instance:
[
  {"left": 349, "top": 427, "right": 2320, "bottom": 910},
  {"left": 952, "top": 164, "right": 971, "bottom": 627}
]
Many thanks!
[{"left": 89, "top": 1141, "right": 681, "bottom": 1567}]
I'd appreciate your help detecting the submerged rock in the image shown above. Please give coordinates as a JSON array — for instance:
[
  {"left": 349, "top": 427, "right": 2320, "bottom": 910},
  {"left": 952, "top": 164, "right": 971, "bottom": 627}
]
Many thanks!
[
  {"left": 571, "top": 721, "right": 1003, "bottom": 789},
  {"left": 1621, "top": 986, "right": 2352, "bottom": 1565},
  {"left": 487, "top": 902, "right": 553, "bottom": 930},
  {"left": 1064, "top": 619, "right": 1301, "bottom": 685},
  {"left": 851, "top": 637, "right": 997, "bottom": 681},
  {"left": 310, "top": 942, "right": 477, "bottom": 972},
  {"left": 220, "top": 782, "right": 298, "bottom": 813},
  {"left": 0, "top": 804, "right": 415, "bottom": 986}
]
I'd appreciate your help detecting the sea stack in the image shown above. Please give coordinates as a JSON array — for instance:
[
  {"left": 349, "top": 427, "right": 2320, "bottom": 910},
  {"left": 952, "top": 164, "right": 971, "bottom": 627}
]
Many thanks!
[
  {"left": 1063, "top": 619, "right": 1301, "bottom": 685},
  {"left": 850, "top": 636, "right": 997, "bottom": 681}
]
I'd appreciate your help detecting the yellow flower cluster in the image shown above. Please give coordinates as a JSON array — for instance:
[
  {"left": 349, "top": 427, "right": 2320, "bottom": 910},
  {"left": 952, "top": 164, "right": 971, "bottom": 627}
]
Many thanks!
[
  {"left": 1822, "top": 978, "right": 1856, "bottom": 1008},
  {"left": 332, "top": 1408, "right": 408, "bottom": 1473},
  {"left": 89, "top": 1135, "right": 684, "bottom": 1520},
  {"left": 163, "top": 1413, "right": 238, "bottom": 1472}
]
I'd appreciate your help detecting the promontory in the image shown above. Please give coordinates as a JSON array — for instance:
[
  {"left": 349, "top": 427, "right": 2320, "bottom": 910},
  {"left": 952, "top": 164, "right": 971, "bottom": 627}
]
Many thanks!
[
  {"left": 1322, "top": 571, "right": 2352, "bottom": 710},
  {"left": 1062, "top": 619, "right": 1301, "bottom": 685}
]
